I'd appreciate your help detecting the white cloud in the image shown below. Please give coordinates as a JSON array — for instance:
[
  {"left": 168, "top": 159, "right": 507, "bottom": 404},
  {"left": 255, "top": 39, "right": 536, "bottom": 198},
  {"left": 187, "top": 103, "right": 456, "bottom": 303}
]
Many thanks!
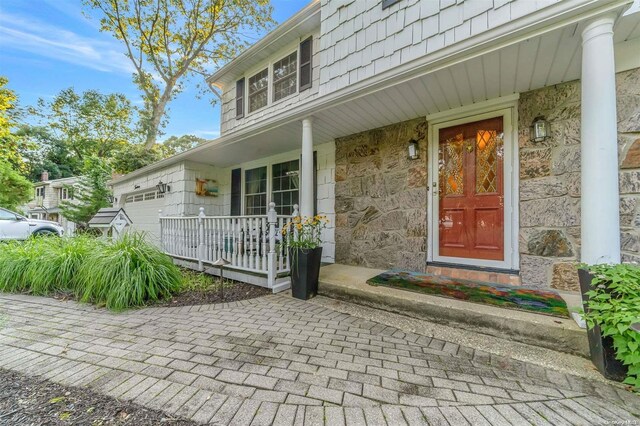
[{"left": 0, "top": 12, "right": 134, "bottom": 74}]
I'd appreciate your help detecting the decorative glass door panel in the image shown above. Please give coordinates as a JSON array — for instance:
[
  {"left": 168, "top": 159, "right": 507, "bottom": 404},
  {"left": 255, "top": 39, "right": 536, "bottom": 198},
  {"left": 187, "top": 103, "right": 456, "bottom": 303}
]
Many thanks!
[{"left": 438, "top": 117, "right": 504, "bottom": 261}]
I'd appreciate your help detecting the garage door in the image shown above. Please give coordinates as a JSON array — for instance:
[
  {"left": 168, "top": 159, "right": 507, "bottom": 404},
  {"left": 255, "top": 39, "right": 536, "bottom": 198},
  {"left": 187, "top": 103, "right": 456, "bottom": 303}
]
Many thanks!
[{"left": 123, "top": 191, "right": 165, "bottom": 245}]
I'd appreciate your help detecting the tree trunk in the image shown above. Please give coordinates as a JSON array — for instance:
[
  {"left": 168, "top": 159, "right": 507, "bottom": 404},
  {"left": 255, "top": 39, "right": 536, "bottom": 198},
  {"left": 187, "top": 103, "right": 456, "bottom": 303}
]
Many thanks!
[{"left": 144, "top": 81, "right": 176, "bottom": 150}]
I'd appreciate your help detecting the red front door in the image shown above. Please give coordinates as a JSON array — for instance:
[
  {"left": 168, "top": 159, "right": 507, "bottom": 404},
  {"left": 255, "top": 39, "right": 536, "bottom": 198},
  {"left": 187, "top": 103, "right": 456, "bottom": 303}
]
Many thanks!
[{"left": 438, "top": 117, "right": 504, "bottom": 261}]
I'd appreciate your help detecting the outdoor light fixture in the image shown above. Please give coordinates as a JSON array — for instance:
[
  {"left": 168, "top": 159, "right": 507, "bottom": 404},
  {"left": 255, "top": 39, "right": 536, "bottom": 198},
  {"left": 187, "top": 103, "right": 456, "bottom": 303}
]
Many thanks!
[
  {"left": 408, "top": 139, "right": 419, "bottom": 160},
  {"left": 107, "top": 195, "right": 116, "bottom": 204},
  {"left": 156, "top": 180, "right": 170, "bottom": 194},
  {"left": 530, "top": 116, "right": 551, "bottom": 143},
  {"left": 212, "top": 257, "right": 231, "bottom": 299}
]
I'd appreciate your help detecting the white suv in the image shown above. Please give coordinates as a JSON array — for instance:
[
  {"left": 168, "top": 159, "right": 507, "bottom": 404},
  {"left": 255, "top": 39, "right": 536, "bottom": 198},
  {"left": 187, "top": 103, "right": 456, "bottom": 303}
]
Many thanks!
[{"left": 0, "top": 208, "right": 64, "bottom": 240}]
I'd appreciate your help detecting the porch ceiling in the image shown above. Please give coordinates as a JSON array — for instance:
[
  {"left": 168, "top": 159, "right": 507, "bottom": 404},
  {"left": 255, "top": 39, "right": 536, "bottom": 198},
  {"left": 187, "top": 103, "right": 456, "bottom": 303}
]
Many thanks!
[
  {"left": 308, "top": 12, "right": 640, "bottom": 144},
  {"left": 180, "top": 9, "right": 639, "bottom": 168}
]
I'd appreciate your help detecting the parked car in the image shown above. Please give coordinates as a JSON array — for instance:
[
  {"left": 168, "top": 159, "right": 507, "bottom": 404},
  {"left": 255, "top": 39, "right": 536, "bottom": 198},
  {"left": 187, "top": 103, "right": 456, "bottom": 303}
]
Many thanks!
[{"left": 0, "top": 207, "right": 64, "bottom": 240}]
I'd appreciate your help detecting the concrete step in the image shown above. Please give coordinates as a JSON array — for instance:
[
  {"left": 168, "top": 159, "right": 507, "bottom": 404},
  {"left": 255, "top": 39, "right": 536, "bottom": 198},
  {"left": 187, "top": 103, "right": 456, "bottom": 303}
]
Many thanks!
[
  {"left": 426, "top": 265, "right": 521, "bottom": 285},
  {"left": 318, "top": 264, "right": 589, "bottom": 357}
]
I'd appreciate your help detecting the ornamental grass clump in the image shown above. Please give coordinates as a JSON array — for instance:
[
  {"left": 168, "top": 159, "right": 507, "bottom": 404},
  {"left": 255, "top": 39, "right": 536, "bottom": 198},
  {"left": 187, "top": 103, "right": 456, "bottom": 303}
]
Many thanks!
[
  {"left": 0, "top": 239, "right": 41, "bottom": 292},
  {"left": 75, "top": 233, "right": 182, "bottom": 310},
  {"left": 582, "top": 263, "right": 640, "bottom": 390},
  {"left": 25, "top": 236, "right": 96, "bottom": 295}
]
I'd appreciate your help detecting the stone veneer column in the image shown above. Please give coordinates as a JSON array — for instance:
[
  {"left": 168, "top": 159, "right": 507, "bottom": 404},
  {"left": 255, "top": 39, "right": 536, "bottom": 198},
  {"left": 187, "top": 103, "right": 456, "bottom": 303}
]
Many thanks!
[
  {"left": 580, "top": 14, "right": 621, "bottom": 265},
  {"left": 301, "top": 117, "right": 314, "bottom": 218}
]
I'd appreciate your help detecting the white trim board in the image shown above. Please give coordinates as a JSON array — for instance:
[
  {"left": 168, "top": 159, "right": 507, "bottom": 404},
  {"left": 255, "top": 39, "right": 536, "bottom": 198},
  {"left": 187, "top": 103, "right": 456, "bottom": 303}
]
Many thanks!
[{"left": 426, "top": 97, "right": 520, "bottom": 271}]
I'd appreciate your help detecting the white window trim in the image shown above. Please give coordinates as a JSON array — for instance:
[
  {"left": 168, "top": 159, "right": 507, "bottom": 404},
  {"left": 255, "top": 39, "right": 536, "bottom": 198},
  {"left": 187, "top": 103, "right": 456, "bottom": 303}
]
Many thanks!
[
  {"left": 240, "top": 156, "right": 300, "bottom": 216},
  {"left": 240, "top": 37, "right": 310, "bottom": 118},
  {"left": 426, "top": 94, "right": 520, "bottom": 271}
]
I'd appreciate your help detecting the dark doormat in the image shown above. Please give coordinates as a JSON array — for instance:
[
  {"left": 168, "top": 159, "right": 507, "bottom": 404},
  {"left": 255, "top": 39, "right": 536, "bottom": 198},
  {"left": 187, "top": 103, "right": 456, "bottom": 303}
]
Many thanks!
[{"left": 367, "top": 269, "right": 569, "bottom": 318}]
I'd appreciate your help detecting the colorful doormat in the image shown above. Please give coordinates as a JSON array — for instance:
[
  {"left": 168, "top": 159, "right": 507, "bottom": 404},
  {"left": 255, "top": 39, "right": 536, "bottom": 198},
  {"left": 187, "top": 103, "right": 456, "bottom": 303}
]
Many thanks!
[{"left": 367, "top": 269, "right": 569, "bottom": 318}]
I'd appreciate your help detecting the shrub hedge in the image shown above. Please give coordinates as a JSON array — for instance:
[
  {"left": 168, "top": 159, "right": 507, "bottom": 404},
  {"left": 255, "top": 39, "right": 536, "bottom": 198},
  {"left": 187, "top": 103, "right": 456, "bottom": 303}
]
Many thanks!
[{"left": 0, "top": 233, "right": 181, "bottom": 310}]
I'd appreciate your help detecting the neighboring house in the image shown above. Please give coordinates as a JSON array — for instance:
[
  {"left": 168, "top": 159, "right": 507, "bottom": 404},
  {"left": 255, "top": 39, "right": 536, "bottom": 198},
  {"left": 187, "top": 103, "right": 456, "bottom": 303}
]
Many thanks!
[
  {"left": 26, "top": 171, "right": 80, "bottom": 235},
  {"left": 111, "top": 0, "right": 640, "bottom": 292}
]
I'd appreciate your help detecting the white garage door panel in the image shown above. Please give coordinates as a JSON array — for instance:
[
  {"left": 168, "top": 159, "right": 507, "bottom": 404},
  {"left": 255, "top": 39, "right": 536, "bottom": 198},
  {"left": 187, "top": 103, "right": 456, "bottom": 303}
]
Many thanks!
[{"left": 124, "top": 197, "right": 164, "bottom": 246}]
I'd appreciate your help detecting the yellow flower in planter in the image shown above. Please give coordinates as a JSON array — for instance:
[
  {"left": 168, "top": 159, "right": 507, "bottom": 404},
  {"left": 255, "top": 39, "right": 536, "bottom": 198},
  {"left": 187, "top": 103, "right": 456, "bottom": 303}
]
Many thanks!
[{"left": 296, "top": 223, "right": 303, "bottom": 231}]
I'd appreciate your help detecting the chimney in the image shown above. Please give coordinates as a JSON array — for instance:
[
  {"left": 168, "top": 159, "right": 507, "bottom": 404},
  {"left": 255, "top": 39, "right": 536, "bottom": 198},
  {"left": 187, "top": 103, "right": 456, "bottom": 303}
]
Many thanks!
[{"left": 41, "top": 170, "right": 49, "bottom": 182}]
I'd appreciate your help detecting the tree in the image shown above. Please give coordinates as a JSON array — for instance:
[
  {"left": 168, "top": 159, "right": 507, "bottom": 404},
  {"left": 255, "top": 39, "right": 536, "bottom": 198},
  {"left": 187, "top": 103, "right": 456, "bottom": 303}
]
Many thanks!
[
  {"left": 0, "top": 76, "right": 17, "bottom": 139},
  {"left": 161, "top": 134, "right": 208, "bottom": 156},
  {"left": 33, "top": 88, "right": 142, "bottom": 162},
  {"left": 0, "top": 159, "right": 32, "bottom": 211},
  {"left": 83, "top": 0, "right": 274, "bottom": 148},
  {"left": 60, "top": 157, "right": 112, "bottom": 227},
  {"left": 111, "top": 143, "right": 163, "bottom": 174},
  {"left": 0, "top": 76, "right": 33, "bottom": 174},
  {"left": 16, "top": 126, "right": 82, "bottom": 182}
]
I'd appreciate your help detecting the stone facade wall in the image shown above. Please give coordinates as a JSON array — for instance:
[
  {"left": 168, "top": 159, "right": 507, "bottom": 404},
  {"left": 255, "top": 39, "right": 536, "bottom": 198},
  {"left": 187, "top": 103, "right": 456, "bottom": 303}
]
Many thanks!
[
  {"left": 335, "top": 118, "right": 428, "bottom": 271},
  {"left": 518, "top": 67, "right": 640, "bottom": 290}
]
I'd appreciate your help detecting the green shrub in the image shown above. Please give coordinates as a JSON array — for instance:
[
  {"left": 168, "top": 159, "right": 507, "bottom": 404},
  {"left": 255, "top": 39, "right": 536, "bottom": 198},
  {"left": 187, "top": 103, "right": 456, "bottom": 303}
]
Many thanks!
[
  {"left": 582, "top": 263, "right": 640, "bottom": 389},
  {"left": 0, "top": 233, "right": 181, "bottom": 310},
  {"left": 75, "top": 233, "right": 182, "bottom": 310}
]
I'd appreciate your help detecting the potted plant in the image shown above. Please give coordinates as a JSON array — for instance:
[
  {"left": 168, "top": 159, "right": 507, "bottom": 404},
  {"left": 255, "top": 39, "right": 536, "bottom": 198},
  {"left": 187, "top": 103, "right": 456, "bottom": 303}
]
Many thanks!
[
  {"left": 580, "top": 263, "right": 640, "bottom": 388},
  {"left": 282, "top": 214, "right": 328, "bottom": 300}
]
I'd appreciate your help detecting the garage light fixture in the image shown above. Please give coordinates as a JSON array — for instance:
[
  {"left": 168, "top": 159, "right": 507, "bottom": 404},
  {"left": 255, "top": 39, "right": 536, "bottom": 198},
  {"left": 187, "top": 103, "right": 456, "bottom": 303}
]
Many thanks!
[{"left": 156, "top": 181, "right": 171, "bottom": 194}]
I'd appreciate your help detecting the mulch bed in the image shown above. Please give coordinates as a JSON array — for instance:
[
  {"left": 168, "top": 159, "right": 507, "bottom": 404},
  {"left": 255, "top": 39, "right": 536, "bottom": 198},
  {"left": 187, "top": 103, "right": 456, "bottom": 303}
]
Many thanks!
[
  {"left": 154, "top": 281, "right": 270, "bottom": 308},
  {"left": 0, "top": 369, "right": 196, "bottom": 425}
]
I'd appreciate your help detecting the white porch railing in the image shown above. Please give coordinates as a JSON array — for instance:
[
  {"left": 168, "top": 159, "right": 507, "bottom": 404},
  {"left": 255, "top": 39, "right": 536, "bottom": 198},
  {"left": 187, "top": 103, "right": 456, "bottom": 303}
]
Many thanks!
[{"left": 158, "top": 202, "right": 294, "bottom": 291}]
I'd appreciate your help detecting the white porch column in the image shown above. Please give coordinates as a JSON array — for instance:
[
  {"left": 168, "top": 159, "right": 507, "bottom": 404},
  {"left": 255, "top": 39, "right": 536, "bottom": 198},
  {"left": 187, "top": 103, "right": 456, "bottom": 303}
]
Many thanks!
[
  {"left": 580, "top": 14, "right": 620, "bottom": 265},
  {"left": 301, "top": 117, "right": 314, "bottom": 218}
]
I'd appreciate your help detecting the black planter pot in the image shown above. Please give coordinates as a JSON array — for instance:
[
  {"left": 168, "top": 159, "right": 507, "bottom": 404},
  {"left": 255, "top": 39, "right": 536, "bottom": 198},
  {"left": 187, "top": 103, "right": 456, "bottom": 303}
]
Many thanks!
[
  {"left": 578, "top": 268, "right": 628, "bottom": 381},
  {"left": 289, "top": 247, "right": 323, "bottom": 300}
]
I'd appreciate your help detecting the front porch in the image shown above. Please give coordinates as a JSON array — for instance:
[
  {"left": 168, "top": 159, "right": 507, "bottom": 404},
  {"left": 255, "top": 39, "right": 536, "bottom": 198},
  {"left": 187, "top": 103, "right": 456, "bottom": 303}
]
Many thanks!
[
  {"left": 117, "top": 3, "right": 640, "bottom": 294},
  {"left": 159, "top": 203, "right": 294, "bottom": 292}
]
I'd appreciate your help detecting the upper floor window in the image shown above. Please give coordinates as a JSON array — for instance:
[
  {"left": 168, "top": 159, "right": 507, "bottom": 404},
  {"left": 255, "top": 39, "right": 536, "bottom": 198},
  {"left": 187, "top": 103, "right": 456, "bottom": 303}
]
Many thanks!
[
  {"left": 35, "top": 187, "right": 45, "bottom": 199},
  {"left": 59, "top": 187, "right": 73, "bottom": 200},
  {"left": 248, "top": 69, "right": 268, "bottom": 113},
  {"left": 382, "top": 0, "right": 402, "bottom": 9},
  {"left": 273, "top": 52, "right": 297, "bottom": 102}
]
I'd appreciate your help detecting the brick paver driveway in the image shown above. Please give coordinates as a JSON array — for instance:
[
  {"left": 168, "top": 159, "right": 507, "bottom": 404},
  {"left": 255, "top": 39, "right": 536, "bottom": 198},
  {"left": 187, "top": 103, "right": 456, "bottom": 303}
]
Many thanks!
[{"left": 0, "top": 293, "right": 638, "bottom": 425}]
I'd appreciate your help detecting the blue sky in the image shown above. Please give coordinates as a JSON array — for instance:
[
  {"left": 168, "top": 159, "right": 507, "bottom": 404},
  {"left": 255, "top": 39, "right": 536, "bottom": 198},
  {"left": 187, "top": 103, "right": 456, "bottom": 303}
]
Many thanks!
[{"left": 0, "top": 0, "right": 308, "bottom": 141}]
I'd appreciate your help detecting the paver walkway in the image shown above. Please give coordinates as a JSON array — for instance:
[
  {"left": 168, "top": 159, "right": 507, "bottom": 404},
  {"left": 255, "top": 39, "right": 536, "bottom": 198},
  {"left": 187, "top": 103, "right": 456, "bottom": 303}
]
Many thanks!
[{"left": 0, "top": 293, "right": 638, "bottom": 425}]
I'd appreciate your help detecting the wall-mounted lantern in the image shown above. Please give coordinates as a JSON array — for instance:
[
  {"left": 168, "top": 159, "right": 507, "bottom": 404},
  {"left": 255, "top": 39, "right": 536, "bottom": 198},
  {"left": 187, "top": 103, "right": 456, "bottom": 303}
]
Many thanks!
[
  {"left": 530, "top": 116, "right": 551, "bottom": 143},
  {"left": 156, "top": 180, "right": 171, "bottom": 194},
  {"left": 408, "top": 139, "right": 419, "bottom": 160}
]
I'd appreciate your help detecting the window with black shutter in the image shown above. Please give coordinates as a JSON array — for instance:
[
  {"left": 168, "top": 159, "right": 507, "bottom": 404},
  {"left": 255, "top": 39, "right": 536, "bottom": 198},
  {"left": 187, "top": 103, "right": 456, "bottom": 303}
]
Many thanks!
[
  {"left": 235, "top": 78, "right": 245, "bottom": 118},
  {"left": 230, "top": 168, "right": 241, "bottom": 216},
  {"left": 299, "top": 36, "right": 312, "bottom": 91}
]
